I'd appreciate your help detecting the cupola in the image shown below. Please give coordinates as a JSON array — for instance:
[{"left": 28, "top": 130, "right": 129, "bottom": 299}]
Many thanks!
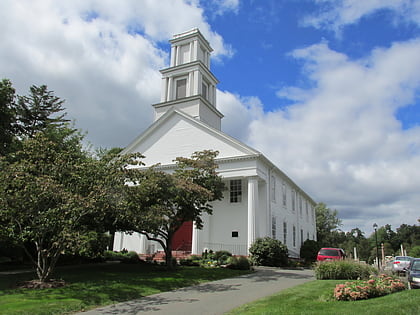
[{"left": 152, "top": 28, "right": 223, "bottom": 130}]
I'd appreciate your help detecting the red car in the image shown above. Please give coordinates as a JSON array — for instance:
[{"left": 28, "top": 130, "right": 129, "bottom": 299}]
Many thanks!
[{"left": 317, "top": 248, "right": 346, "bottom": 261}]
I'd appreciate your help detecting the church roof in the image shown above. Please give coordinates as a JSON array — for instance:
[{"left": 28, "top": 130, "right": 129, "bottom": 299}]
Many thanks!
[{"left": 121, "top": 107, "right": 261, "bottom": 165}]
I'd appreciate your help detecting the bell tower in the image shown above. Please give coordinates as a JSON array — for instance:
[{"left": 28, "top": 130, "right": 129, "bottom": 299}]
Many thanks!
[{"left": 153, "top": 28, "right": 223, "bottom": 130}]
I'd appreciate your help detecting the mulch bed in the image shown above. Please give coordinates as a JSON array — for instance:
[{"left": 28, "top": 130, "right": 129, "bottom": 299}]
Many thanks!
[{"left": 16, "top": 279, "right": 66, "bottom": 289}]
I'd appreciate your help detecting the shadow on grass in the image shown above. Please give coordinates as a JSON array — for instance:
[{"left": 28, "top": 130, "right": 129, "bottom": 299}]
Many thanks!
[{"left": 0, "top": 263, "right": 250, "bottom": 309}]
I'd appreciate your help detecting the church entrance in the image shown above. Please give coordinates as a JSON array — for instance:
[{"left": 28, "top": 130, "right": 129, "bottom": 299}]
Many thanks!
[{"left": 171, "top": 221, "right": 193, "bottom": 252}]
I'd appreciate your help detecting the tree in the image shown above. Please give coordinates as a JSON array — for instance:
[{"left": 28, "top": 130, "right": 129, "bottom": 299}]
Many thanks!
[
  {"left": 0, "top": 79, "right": 18, "bottom": 155},
  {"left": 16, "top": 84, "right": 69, "bottom": 138},
  {"left": 0, "top": 125, "right": 115, "bottom": 283},
  {"left": 315, "top": 202, "right": 342, "bottom": 247},
  {"left": 116, "top": 150, "right": 225, "bottom": 269}
]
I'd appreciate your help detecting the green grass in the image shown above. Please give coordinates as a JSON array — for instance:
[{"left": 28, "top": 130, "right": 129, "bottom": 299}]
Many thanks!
[
  {"left": 227, "top": 280, "right": 420, "bottom": 315},
  {"left": 0, "top": 263, "right": 251, "bottom": 315}
]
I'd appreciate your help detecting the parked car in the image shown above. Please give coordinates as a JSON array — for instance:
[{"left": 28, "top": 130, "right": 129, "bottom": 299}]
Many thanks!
[
  {"left": 392, "top": 256, "right": 413, "bottom": 274},
  {"left": 406, "top": 258, "right": 420, "bottom": 289},
  {"left": 316, "top": 248, "right": 345, "bottom": 261}
]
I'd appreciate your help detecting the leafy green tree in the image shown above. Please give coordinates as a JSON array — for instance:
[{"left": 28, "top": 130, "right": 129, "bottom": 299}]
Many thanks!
[
  {"left": 116, "top": 150, "right": 225, "bottom": 269},
  {"left": 315, "top": 202, "right": 342, "bottom": 247},
  {"left": 409, "top": 246, "right": 420, "bottom": 257},
  {"left": 16, "top": 84, "right": 69, "bottom": 138},
  {"left": 0, "top": 79, "right": 18, "bottom": 155},
  {"left": 0, "top": 126, "right": 115, "bottom": 282}
]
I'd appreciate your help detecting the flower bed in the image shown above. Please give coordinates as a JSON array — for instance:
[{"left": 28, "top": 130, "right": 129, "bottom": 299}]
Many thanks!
[{"left": 334, "top": 274, "right": 406, "bottom": 301}]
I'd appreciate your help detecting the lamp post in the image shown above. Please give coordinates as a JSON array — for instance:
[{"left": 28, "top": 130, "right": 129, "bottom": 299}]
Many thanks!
[{"left": 373, "top": 223, "right": 379, "bottom": 270}]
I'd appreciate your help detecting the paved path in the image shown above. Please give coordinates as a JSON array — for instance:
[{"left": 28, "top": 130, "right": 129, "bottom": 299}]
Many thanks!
[{"left": 78, "top": 267, "right": 314, "bottom": 315}]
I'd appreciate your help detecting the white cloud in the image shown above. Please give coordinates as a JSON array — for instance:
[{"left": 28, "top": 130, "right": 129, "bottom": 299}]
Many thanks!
[
  {"left": 218, "top": 90, "right": 264, "bottom": 142},
  {"left": 0, "top": 0, "right": 233, "bottom": 148},
  {"left": 202, "top": 0, "right": 240, "bottom": 16},
  {"left": 303, "top": 0, "right": 420, "bottom": 32},
  {"left": 243, "top": 39, "right": 420, "bottom": 231}
]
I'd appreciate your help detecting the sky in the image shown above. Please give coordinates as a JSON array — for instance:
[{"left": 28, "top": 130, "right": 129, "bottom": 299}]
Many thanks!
[{"left": 1, "top": 0, "right": 420, "bottom": 235}]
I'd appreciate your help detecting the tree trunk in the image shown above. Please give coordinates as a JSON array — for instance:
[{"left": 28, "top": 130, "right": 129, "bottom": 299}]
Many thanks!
[{"left": 165, "top": 238, "right": 174, "bottom": 270}]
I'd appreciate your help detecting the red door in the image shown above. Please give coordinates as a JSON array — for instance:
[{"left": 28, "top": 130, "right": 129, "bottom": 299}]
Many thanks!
[{"left": 172, "top": 221, "right": 193, "bottom": 251}]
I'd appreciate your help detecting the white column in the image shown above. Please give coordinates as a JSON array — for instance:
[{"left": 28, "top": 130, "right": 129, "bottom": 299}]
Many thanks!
[
  {"left": 160, "top": 78, "right": 167, "bottom": 102},
  {"left": 139, "top": 234, "right": 148, "bottom": 254},
  {"left": 247, "top": 177, "right": 258, "bottom": 252},
  {"left": 189, "top": 42, "right": 194, "bottom": 62},
  {"left": 193, "top": 70, "right": 199, "bottom": 95},
  {"left": 175, "top": 46, "right": 180, "bottom": 66},
  {"left": 170, "top": 46, "right": 176, "bottom": 67},
  {"left": 193, "top": 40, "right": 198, "bottom": 61},
  {"left": 213, "top": 86, "right": 217, "bottom": 107},
  {"left": 188, "top": 72, "right": 194, "bottom": 96},
  {"left": 191, "top": 221, "right": 200, "bottom": 255},
  {"left": 167, "top": 77, "right": 173, "bottom": 101}
]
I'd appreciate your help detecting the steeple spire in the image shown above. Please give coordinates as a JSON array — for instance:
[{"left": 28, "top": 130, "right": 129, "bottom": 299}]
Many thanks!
[{"left": 153, "top": 28, "right": 223, "bottom": 130}]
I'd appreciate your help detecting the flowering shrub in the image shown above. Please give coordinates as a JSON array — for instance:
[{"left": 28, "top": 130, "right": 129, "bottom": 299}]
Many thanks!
[{"left": 334, "top": 274, "right": 406, "bottom": 301}]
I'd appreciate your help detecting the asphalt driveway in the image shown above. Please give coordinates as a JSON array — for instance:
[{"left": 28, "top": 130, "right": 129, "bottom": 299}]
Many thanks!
[{"left": 77, "top": 267, "right": 315, "bottom": 315}]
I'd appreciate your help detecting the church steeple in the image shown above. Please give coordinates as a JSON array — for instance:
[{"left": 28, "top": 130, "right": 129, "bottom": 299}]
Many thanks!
[{"left": 153, "top": 28, "right": 223, "bottom": 130}]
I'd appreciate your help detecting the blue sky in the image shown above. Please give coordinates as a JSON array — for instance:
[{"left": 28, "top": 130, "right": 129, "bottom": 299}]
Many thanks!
[{"left": 1, "top": 0, "right": 420, "bottom": 235}]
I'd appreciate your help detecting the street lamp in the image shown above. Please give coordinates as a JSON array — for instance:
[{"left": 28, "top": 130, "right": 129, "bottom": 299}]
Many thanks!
[{"left": 373, "top": 223, "right": 379, "bottom": 270}]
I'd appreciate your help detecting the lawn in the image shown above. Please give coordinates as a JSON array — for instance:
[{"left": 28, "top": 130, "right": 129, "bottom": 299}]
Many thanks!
[
  {"left": 227, "top": 279, "right": 420, "bottom": 315},
  {"left": 0, "top": 263, "right": 251, "bottom": 315}
]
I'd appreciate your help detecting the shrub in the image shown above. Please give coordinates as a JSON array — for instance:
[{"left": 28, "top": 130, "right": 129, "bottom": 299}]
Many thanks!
[
  {"left": 179, "top": 258, "right": 200, "bottom": 266},
  {"left": 214, "top": 250, "right": 232, "bottom": 264},
  {"left": 249, "top": 237, "right": 288, "bottom": 267},
  {"left": 226, "top": 256, "right": 251, "bottom": 270},
  {"left": 334, "top": 274, "right": 405, "bottom": 301},
  {"left": 104, "top": 250, "right": 125, "bottom": 261},
  {"left": 315, "top": 260, "right": 377, "bottom": 280},
  {"left": 104, "top": 250, "right": 142, "bottom": 264},
  {"left": 121, "top": 251, "right": 141, "bottom": 264},
  {"left": 300, "top": 239, "right": 319, "bottom": 264},
  {"left": 409, "top": 245, "right": 420, "bottom": 257}
]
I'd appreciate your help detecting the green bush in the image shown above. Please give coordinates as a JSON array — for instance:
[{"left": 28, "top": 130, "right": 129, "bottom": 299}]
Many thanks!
[
  {"left": 122, "top": 251, "right": 141, "bottom": 264},
  {"left": 315, "top": 260, "right": 377, "bottom": 280},
  {"left": 179, "top": 258, "right": 200, "bottom": 266},
  {"left": 104, "top": 250, "right": 125, "bottom": 261},
  {"left": 226, "top": 256, "right": 251, "bottom": 270},
  {"left": 300, "top": 239, "right": 319, "bottom": 264},
  {"left": 214, "top": 250, "right": 232, "bottom": 264},
  {"left": 104, "top": 250, "right": 142, "bottom": 264},
  {"left": 249, "top": 237, "right": 288, "bottom": 267},
  {"left": 409, "top": 245, "right": 420, "bottom": 257}
]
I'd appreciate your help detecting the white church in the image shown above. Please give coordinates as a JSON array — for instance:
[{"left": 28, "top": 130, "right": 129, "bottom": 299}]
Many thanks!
[{"left": 113, "top": 29, "right": 316, "bottom": 258}]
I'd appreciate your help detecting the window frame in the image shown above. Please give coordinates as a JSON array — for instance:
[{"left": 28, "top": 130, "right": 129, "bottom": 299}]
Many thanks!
[{"left": 229, "top": 179, "right": 242, "bottom": 203}]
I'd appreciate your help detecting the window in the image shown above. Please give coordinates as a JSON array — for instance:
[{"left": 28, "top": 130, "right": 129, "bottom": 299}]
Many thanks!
[
  {"left": 306, "top": 202, "right": 309, "bottom": 221},
  {"left": 176, "top": 78, "right": 187, "bottom": 99},
  {"left": 230, "top": 179, "right": 242, "bottom": 203},
  {"left": 272, "top": 216, "right": 277, "bottom": 239},
  {"left": 292, "top": 190, "right": 296, "bottom": 212},
  {"left": 307, "top": 232, "right": 310, "bottom": 240},
  {"left": 293, "top": 225, "right": 296, "bottom": 247},
  {"left": 282, "top": 182, "right": 286, "bottom": 206},
  {"left": 283, "top": 222, "right": 287, "bottom": 244},
  {"left": 232, "top": 231, "right": 239, "bottom": 238},
  {"left": 271, "top": 176, "right": 276, "bottom": 202},
  {"left": 201, "top": 82, "right": 208, "bottom": 100},
  {"left": 299, "top": 195, "right": 303, "bottom": 217}
]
